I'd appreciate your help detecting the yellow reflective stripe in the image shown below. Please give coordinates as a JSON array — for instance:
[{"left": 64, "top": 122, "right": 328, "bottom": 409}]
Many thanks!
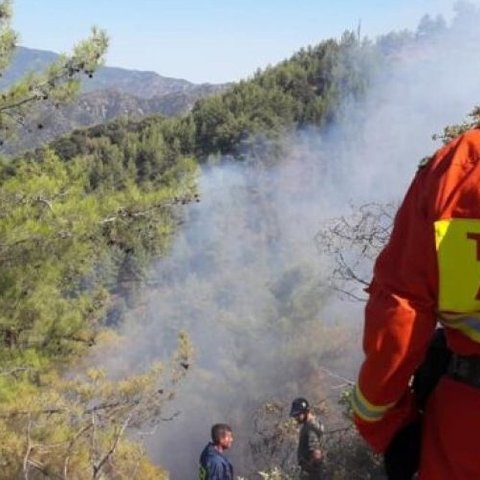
[
  {"left": 435, "top": 219, "right": 480, "bottom": 312},
  {"left": 440, "top": 313, "right": 480, "bottom": 343},
  {"left": 351, "top": 384, "right": 394, "bottom": 423}
]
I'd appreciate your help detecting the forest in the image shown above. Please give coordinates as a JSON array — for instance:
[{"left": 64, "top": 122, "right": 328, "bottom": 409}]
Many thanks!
[{"left": 2, "top": 0, "right": 480, "bottom": 478}]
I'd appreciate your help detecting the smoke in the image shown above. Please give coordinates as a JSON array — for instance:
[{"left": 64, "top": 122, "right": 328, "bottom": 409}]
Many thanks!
[
  {"left": 92, "top": 3, "right": 480, "bottom": 478},
  {"left": 129, "top": 156, "right": 351, "bottom": 477}
]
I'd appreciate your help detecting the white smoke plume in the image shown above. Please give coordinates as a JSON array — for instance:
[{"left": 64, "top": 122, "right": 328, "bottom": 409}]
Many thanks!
[{"left": 90, "top": 3, "right": 480, "bottom": 478}]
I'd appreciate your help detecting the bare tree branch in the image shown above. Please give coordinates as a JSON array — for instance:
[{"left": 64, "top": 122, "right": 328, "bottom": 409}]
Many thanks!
[
  {"left": 315, "top": 202, "right": 397, "bottom": 301},
  {"left": 93, "top": 413, "right": 132, "bottom": 479},
  {"left": 23, "top": 413, "right": 32, "bottom": 480},
  {"left": 63, "top": 455, "right": 70, "bottom": 480}
]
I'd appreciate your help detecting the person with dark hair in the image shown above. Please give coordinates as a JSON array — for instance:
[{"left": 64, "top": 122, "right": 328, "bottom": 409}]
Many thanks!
[
  {"left": 199, "top": 423, "right": 234, "bottom": 480},
  {"left": 289, "top": 397, "right": 325, "bottom": 479}
]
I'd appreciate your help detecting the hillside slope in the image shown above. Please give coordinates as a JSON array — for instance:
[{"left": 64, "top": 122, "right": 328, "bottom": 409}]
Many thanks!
[{"left": 1, "top": 47, "right": 227, "bottom": 153}]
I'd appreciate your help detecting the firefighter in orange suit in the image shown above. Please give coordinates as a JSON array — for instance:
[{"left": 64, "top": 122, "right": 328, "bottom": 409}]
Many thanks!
[{"left": 352, "top": 128, "right": 480, "bottom": 479}]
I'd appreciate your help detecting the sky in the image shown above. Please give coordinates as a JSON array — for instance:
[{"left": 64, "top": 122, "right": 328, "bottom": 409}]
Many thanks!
[{"left": 12, "top": 0, "right": 460, "bottom": 84}]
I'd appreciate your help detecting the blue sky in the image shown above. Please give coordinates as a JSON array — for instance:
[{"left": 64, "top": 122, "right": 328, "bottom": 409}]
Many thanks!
[{"left": 13, "top": 0, "right": 460, "bottom": 84}]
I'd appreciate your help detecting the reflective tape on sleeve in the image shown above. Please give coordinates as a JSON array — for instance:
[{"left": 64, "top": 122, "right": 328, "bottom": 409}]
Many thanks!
[{"left": 351, "top": 384, "right": 394, "bottom": 423}]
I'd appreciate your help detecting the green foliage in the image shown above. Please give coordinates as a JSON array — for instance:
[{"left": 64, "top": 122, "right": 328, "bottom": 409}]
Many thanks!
[
  {"left": 0, "top": 1, "right": 16, "bottom": 73},
  {"left": 0, "top": 138, "right": 197, "bottom": 363},
  {"left": 0, "top": 332, "right": 192, "bottom": 479},
  {"left": 0, "top": 0, "right": 108, "bottom": 149},
  {"left": 0, "top": 3, "right": 199, "bottom": 475},
  {"left": 0, "top": 137, "right": 197, "bottom": 474},
  {"left": 432, "top": 105, "right": 480, "bottom": 144},
  {"left": 190, "top": 31, "right": 383, "bottom": 161},
  {"left": 3, "top": 4, "right": 477, "bottom": 476}
]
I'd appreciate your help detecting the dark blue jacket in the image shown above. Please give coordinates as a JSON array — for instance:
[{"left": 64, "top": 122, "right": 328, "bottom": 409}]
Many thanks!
[{"left": 199, "top": 442, "right": 233, "bottom": 480}]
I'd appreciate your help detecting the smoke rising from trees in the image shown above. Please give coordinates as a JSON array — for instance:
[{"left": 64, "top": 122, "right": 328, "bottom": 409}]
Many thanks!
[{"left": 90, "top": 4, "right": 480, "bottom": 477}]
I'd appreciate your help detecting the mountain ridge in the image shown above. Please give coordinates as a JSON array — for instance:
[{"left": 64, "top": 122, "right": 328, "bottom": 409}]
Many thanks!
[
  {"left": 0, "top": 46, "right": 218, "bottom": 97},
  {"left": 1, "top": 46, "right": 228, "bottom": 153}
]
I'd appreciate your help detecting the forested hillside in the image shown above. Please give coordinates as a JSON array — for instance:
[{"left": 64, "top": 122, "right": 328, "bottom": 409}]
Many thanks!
[
  {"left": 0, "top": 47, "right": 228, "bottom": 154},
  {"left": 0, "top": 26, "right": 384, "bottom": 476},
  {"left": 43, "top": 30, "right": 382, "bottom": 166},
  {"left": 0, "top": 2, "right": 194, "bottom": 477},
  {"left": 3, "top": 1, "right": 480, "bottom": 477}
]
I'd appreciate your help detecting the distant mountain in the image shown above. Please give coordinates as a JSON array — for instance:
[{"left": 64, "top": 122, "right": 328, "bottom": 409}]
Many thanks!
[
  {"left": 0, "top": 46, "right": 221, "bottom": 98},
  {"left": 6, "top": 85, "right": 224, "bottom": 154},
  {"left": 1, "top": 47, "right": 228, "bottom": 153},
  {"left": 82, "top": 66, "right": 195, "bottom": 99},
  {"left": 0, "top": 47, "right": 59, "bottom": 88}
]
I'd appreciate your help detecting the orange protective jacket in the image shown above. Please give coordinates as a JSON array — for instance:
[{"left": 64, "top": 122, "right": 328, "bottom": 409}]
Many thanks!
[{"left": 352, "top": 129, "right": 480, "bottom": 453}]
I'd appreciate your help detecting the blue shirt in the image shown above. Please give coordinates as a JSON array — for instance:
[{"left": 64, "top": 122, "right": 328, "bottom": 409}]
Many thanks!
[{"left": 199, "top": 442, "right": 233, "bottom": 480}]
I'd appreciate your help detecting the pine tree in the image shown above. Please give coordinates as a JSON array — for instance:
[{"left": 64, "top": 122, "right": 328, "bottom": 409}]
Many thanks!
[
  {"left": 0, "top": 0, "right": 108, "bottom": 150},
  {"left": 0, "top": 4, "right": 197, "bottom": 477}
]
